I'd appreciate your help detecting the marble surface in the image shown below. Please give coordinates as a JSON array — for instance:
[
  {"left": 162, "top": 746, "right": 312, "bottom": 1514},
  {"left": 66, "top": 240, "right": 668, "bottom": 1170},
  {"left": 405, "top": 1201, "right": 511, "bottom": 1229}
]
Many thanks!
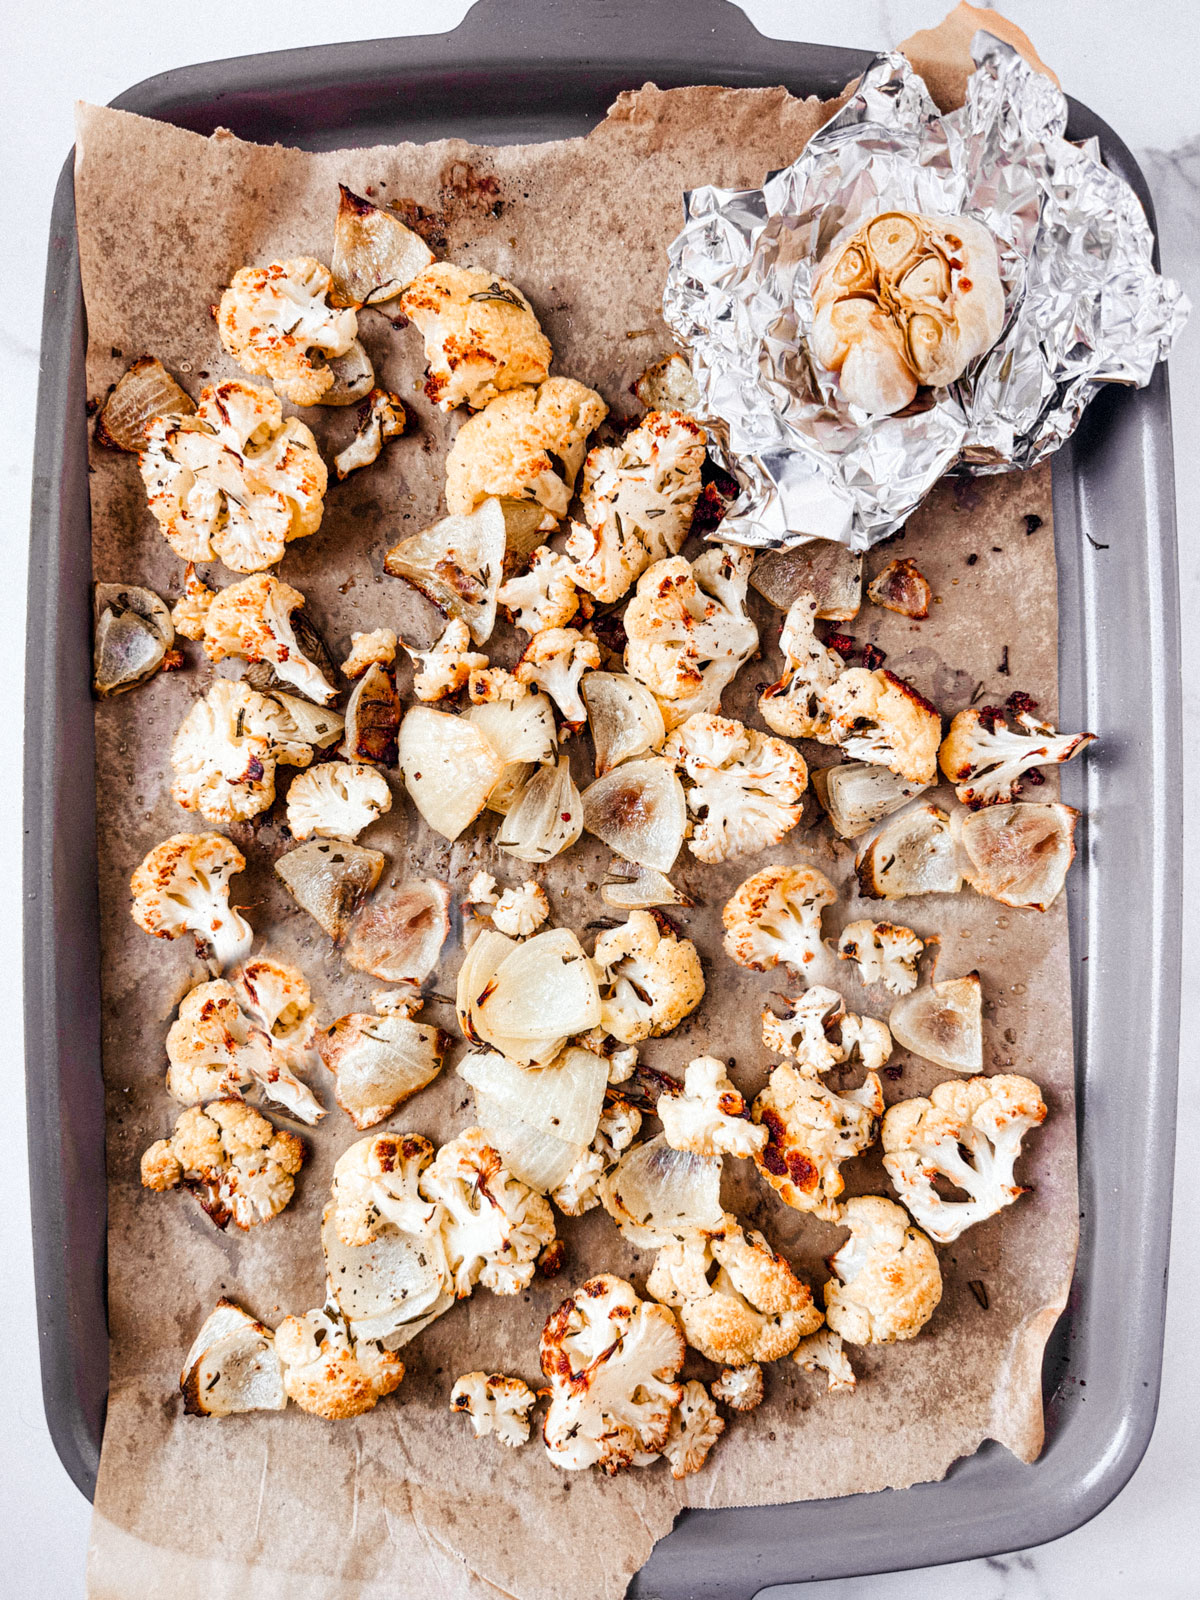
[{"left": 3, "top": 2, "right": 1196, "bottom": 1593}]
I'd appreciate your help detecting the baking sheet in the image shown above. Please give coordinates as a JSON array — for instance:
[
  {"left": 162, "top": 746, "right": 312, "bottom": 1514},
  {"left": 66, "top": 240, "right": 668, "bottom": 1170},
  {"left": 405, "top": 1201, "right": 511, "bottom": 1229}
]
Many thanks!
[{"left": 75, "top": 31, "right": 1077, "bottom": 1600}]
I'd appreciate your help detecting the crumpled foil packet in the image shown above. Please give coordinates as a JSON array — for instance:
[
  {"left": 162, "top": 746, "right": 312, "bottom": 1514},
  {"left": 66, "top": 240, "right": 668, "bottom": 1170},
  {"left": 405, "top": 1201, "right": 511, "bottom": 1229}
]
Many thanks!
[{"left": 663, "top": 32, "right": 1189, "bottom": 551}]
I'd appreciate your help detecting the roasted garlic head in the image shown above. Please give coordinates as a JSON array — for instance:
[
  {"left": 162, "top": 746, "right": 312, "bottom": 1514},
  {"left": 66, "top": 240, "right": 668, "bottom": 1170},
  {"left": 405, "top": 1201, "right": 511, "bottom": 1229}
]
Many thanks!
[{"left": 810, "top": 211, "right": 1004, "bottom": 415}]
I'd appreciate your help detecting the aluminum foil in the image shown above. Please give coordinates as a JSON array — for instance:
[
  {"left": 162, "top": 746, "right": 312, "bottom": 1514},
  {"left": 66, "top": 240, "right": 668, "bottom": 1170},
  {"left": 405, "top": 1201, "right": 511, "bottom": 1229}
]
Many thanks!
[{"left": 663, "top": 32, "right": 1189, "bottom": 551}]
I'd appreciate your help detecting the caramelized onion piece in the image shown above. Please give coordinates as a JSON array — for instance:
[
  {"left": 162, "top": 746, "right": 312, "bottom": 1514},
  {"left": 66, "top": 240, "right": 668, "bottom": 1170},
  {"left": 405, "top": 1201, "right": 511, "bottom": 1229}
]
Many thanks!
[
  {"left": 867, "top": 557, "right": 931, "bottom": 620},
  {"left": 275, "top": 840, "right": 384, "bottom": 941},
  {"left": 331, "top": 184, "right": 436, "bottom": 307},
  {"left": 496, "top": 754, "right": 582, "bottom": 863},
  {"left": 856, "top": 803, "right": 963, "bottom": 899},
  {"left": 475, "top": 928, "right": 601, "bottom": 1045},
  {"left": 600, "top": 1132, "right": 723, "bottom": 1247},
  {"left": 581, "top": 758, "right": 686, "bottom": 872},
  {"left": 751, "top": 539, "right": 863, "bottom": 619},
  {"left": 582, "top": 672, "right": 666, "bottom": 777},
  {"left": 341, "top": 663, "right": 401, "bottom": 765},
  {"left": 600, "top": 861, "right": 694, "bottom": 910},
  {"left": 955, "top": 801, "right": 1078, "bottom": 911},
  {"left": 384, "top": 500, "right": 507, "bottom": 645},
  {"left": 345, "top": 877, "right": 450, "bottom": 984},
  {"left": 95, "top": 357, "right": 194, "bottom": 452},
  {"left": 812, "top": 762, "right": 929, "bottom": 839},
  {"left": 889, "top": 974, "right": 983, "bottom": 1074},
  {"left": 473, "top": 1092, "right": 584, "bottom": 1193},
  {"left": 459, "top": 1046, "right": 606, "bottom": 1149},
  {"left": 93, "top": 583, "right": 174, "bottom": 696}
]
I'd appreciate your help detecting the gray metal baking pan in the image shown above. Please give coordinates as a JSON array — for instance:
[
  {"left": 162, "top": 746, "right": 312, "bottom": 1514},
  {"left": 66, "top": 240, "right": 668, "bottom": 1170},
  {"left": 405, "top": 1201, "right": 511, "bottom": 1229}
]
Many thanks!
[{"left": 25, "top": 0, "right": 1181, "bottom": 1590}]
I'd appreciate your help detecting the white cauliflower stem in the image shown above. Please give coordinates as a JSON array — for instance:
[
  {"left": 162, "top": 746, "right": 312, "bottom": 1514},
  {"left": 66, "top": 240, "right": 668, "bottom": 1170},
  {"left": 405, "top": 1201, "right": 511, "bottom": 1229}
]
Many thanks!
[
  {"left": 664, "top": 712, "right": 807, "bottom": 863},
  {"left": 939, "top": 702, "right": 1096, "bottom": 808},
  {"left": 450, "top": 1372, "right": 536, "bottom": 1446},
  {"left": 130, "top": 831, "right": 253, "bottom": 973},
  {"left": 334, "top": 389, "right": 407, "bottom": 479},
  {"left": 140, "top": 380, "right": 326, "bottom": 571},
  {"left": 837, "top": 920, "right": 924, "bottom": 996},
  {"left": 881, "top": 1074, "right": 1048, "bottom": 1243},
  {"left": 420, "top": 1128, "right": 557, "bottom": 1297},
  {"left": 722, "top": 864, "right": 836, "bottom": 973},
  {"left": 286, "top": 761, "right": 391, "bottom": 841},
  {"left": 658, "top": 1057, "right": 767, "bottom": 1160},
  {"left": 541, "top": 1274, "right": 686, "bottom": 1474},
  {"left": 218, "top": 258, "right": 357, "bottom": 406},
  {"left": 824, "top": 1195, "right": 942, "bottom": 1345},
  {"left": 140, "top": 1098, "right": 304, "bottom": 1229},
  {"left": 592, "top": 910, "right": 705, "bottom": 1043}
]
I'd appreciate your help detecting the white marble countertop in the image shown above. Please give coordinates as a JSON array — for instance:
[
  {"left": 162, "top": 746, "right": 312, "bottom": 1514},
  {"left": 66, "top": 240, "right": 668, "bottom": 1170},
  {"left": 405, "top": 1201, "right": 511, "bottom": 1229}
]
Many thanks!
[{"left": 3, "top": 3, "right": 1196, "bottom": 1594}]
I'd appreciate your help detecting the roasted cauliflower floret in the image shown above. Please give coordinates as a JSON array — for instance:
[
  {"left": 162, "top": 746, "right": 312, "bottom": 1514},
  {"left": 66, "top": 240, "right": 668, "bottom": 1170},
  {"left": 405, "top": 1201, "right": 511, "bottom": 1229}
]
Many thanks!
[
  {"left": 140, "top": 1098, "right": 304, "bottom": 1230},
  {"left": 711, "top": 1363, "right": 763, "bottom": 1412},
  {"left": 647, "top": 1216, "right": 823, "bottom": 1365},
  {"left": 491, "top": 880, "right": 550, "bottom": 937},
  {"left": 445, "top": 378, "right": 608, "bottom": 527},
  {"left": 658, "top": 1057, "right": 767, "bottom": 1160},
  {"left": 515, "top": 627, "right": 600, "bottom": 726},
  {"left": 567, "top": 411, "right": 706, "bottom": 603},
  {"left": 881, "top": 1074, "right": 1048, "bottom": 1243},
  {"left": 165, "top": 971, "right": 325, "bottom": 1125},
  {"left": 403, "top": 618, "right": 489, "bottom": 703},
  {"left": 140, "top": 379, "right": 327, "bottom": 571},
  {"left": 541, "top": 1274, "right": 685, "bottom": 1474},
  {"left": 170, "top": 678, "right": 313, "bottom": 824},
  {"left": 761, "top": 988, "right": 892, "bottom": 1077},
  {"left": 758, "top": 592, "right": 843, "bottom": 741},
  {"left": 330, "top": 1133, "right": 440, "bottom": 1248},
  {"left": 333, "top": 388, "right": 407, "bottom": 479},
  {"left": 130, "top": 831, "right": 253, "bottom": 973},
  {"left": 664, "top": 712, "right": 807, "bottom": 863},
  {"left": 450, "top": 1371, "right": 537, "bottom": 1447},
  {"left": 793, "top": 1327, "right": 856, "bottom": 1392},
  {"left": 342, "top": 628, "right": 398, "bottom": 680},
  {"left": 400, "top": 263, "right": 552, "bottom": 411},
  {"left": 218, "top": 258, "right": 357, "bottom": 406},
  {"left": 285, "top": 761, "right": 391, "bottom": 842},
  {"left": 837, "top": 919, "right": 924, "bottom": 996},
  {"left": 752, "top": 1062, "right": 883, "bottom": 1219},
  {"left": 275, "top": 1306, "right": 405, "bottom": 1419},
  {"left": 821, "top": 667, "right": 942, "bottom": 785},
  {"left": 939, "top": 702, "right": 1096, "bottom": 808},
  {"left": 661, "top": 1380, "right": 724, "bottom": 1479},
  {"left": 498, "top": 545, "right": 580, "bottom": 633},
  {"left": 592, "top": 910, "right": 705, "bottom": 1044},
  {"left": 623, "top": 546, "right": 758, "bottom": 729},
  {"left": 823, "top": 1195, "right": 942, "bottom": 1345},
  {"left": 203, "top": 573, "right": 338, "bottom": 704},
  {"left": 171, "top": 564, "right": 215, "bottom": 640},
  {"left": 420, "top": 1128, "right": 557, "bottom": 1297},
  {"left": 722, "top": 864, "right": 836, "bottom": 973},
  {"left": 467, "top": 665, "right": 528, "bottom": 703}
]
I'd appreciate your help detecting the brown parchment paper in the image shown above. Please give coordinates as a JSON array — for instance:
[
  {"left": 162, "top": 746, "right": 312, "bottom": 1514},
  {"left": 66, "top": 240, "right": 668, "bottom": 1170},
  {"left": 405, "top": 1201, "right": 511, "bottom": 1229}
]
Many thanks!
[{"left": 75, "top": 23, "right": 1078, "bottom": 1600}]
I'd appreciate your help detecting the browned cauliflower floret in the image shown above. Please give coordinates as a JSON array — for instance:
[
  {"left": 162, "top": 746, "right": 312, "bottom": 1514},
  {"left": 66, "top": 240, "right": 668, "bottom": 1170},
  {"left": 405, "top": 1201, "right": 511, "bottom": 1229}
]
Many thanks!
[
  {"left": 203, "top": 573, "right": 338, "bottom": 705},
  {"left": 758, "top": 592, "right": 844, "bottom": 741},
  {"left": 752, "top": 1061, "right": 883, "bottom": 1219},
  {"left": 567, "top": 411, "right": 706, "bottom": 604},
  {"left": 140, "top": 1098, "right": 304, "bottom": 1229},
  {"left": 342, "top": 628, "right": 398, "bottom": 680},
  {"left": 541, "top": 1274, "right": 685, "bottom": 1473},
  {"left": 823, "top": 1195, "right": 942, "bottom": 1345},
  {"left": 661, "top": 1380, "right": 724, "bottom": 1479},
  {"left": 761, "top": 988, "right": 892, "bottom": 1078},
  {"left": 664, "top": 712, "right": 807, "bottom": 863},
  {"left": 711, "top": 1362, "right": 764, "bottom": 1412},
  {"left": 170, "top": 678, "right": 314, "bottom": 825},
  {"left": 285, "top": 761, "right": 391, "bottom": 841},
  {"left": 515, "top": 627, "right": 601, "bottom": 726},
  {"left": 218, "top": 258, "right": 358, "bottom": 405},
  {"left": 550, "top": 1096, "right": 643, "bottom": 1217},
  {"left": 450, "top": 1371, "right": 537, "bottom": 1446},
  {"left": 792, "top": 1327, "right": 857, "bottom": 1392},
  {"left": 330, "top": 1133, "right": 440, "bottom": 1248},
  {"left": 623, "top": 547, "right": 758, "bottom": 729},
  {"left": 445, "top": 378, "right": 608, "bottom": 528},
  {"left": 821, "top": 667, "right": 942, "bottom": 785},
  {"left": 171, "top": 564, "right": 215, "bottom": 640},
  {"left": 837, "top": 919, "right": 924, "bottom": 996},
  {"left": 722, "top": 864, "right": 836, "bottom": 973},
  {"left": 130, "top": 831, "right": 252, "bottom": 973},
  {"left": 400, "top": 263, "right": 552, "bottom": 410},
  {"left": 498, "top": 545, "right": 580, "bottom": 634},
  {"left": 939, "top": 702, "right": 1095, "bottom": 808},
  {"left": 275, "top": 1306, "right": 405, "bottom": 1418},
  {"left": 592, "top": 910, "right": 705, "bottom": 1044},
  {"left": 647, "top": 1215, "right": 823, "bottom": 1365},
  {"left": 882, "top": 1074, "right": 1048, "bottom": 1243},
  {"left": 491, "top": 880, "right": 550, "bottom": 937},
  {"left": 140, "top": 380, "right": 326, "bottom": 571},
  {"left": 403, "top": 617, "right": 490, "bottom": 703},
  {"left": 657, "top": 1056, "right": 767, "bottom": 1160},
  {"left": 420, "top": 1128, "right": 557, "bottom": 1297}
]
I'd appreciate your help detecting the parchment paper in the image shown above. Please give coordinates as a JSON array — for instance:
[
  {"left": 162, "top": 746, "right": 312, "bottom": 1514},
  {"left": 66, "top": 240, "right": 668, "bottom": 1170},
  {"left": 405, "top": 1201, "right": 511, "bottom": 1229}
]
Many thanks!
[{"left": 75, "top": 18, "right": 1077, "bottom": 1599}]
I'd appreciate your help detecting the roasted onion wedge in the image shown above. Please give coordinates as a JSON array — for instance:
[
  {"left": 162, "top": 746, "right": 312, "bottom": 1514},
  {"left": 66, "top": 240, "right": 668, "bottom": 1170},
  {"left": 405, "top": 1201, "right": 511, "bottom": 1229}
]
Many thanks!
[
  {"left": 95, "top": 356, "right": 195, "bottom": 452},
  {"left": 331, "top": 184, "right": 436, "bottom": 307},
  {"left": 582, "top": 672, "right": 666, "bottom": 777},
  {"left": 581, "top": 758, "right": 686, "bottom": 872},
  {"left": 889, "top": 973, "right": 983, "bottom": 1074},
  {"left": 345, "top": 878, "right": 450, "bottom": 984},
  {"left": 954, "top": 801, "right": 1078, "bottom": 911},
  {"left": 275, "top": 840, "right": 385, "bottom": 942},
  {"left": 384, "top": 500, "right": 507, "bottom": 645}
]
